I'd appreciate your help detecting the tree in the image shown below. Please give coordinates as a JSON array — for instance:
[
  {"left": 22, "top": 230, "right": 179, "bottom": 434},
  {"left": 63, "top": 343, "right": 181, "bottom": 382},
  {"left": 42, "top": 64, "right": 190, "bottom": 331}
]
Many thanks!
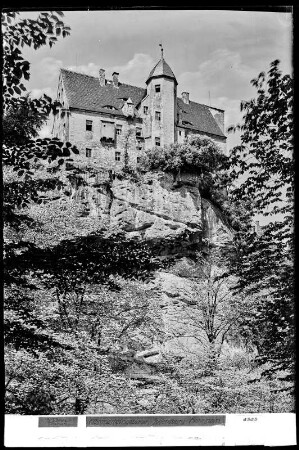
[
  {"left": 166, "top": 248, "right": 251, "bottom": 374},
  {"left": 2, "top": 11, "right": 79, "bottom": 230},
  {"left": 5, "top": 277, "right": 163, "bottom": 414},
  {"left": 2, "top": 11, "right": 70, "bottom": 104},
  {"left": 228, "top": 60, "right": 294, "bottom": 376},
  {"left": 3, "top": 93, "right": 49, "bottom": 145}
]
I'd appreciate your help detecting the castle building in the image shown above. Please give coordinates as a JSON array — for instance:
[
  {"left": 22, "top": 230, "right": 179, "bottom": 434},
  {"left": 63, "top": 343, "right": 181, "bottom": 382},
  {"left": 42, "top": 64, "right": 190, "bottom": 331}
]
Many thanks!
[{"left": 52, "top": 49, "right": 226, "bottom": 169}]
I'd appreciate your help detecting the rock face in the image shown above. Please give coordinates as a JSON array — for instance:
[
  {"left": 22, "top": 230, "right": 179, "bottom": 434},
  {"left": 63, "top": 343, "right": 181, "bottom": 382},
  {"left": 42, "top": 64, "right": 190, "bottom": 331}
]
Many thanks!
[
  {"left": 68, "top": 169, "right": 234, "bottom": 378},
  {"left": 110, "top": 172, "right": 201, "bottom": 238},
  {"left": 70, "top": 170, "right": 233, "bottom": 256}
]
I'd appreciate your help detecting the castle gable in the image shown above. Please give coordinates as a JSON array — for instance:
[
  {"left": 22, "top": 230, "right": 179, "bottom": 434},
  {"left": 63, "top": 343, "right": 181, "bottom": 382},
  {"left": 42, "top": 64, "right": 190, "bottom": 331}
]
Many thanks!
[
  {"left": 177, "top": 98, "right": 226, "bottom": 138},
  {"left": 61, "top": 69, "right": 146, "bottom": 116}
]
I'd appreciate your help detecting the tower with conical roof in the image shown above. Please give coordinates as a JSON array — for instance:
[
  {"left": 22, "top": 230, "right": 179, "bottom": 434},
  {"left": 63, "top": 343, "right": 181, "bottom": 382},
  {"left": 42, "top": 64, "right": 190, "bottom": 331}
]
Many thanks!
[{"left": 141, "top": 45, "right": 177, "bottom": 149}]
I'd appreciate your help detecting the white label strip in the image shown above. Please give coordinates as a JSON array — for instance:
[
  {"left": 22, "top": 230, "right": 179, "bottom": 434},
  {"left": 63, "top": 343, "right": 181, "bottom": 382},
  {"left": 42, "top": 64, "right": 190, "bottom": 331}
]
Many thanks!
[{"left": 4, "top": 414, "right": 297, "bottom": 447}]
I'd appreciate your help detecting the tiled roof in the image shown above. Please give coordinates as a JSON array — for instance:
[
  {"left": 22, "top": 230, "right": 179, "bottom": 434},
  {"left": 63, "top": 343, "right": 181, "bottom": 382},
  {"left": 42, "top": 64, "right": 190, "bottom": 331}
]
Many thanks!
[
  {"left": 146, "top": 57, "right": 177, "bottom": 84},
  {"left": 177, "top": 98, "right": 226, "bottom": 138},
  {"left": 60, "top": 69, "right": 146, "bottom": 116}
]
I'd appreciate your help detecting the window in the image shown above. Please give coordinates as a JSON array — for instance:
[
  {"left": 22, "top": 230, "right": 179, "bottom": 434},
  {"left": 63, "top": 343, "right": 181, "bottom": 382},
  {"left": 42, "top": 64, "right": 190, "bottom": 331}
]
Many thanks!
[
  {"left": 155, "top": 84, "right": 161, "bottom": 93},
  {"left": 137, "top": 157, "right": 141, "bottom": 164},
  {"left": 102, "top": 121, "right": 115, "bottom": 139},
  {"left": 136, "top": 128, "right": 142, "bottom": 137},
  {"left": 86, "top": 148, "right": 92, "bottom": 157},
  {"left": 179, "top": 130, "right": 182, "bottom": 136},
  {"left": 137, "top": 144, "right": 143, "bottom": 151},
  {"left": 86, "top": 120, "right": 93, "bottom": 131},
  {"left": 155, "top": 111, "right": 161, "bottom": 121},
  {"left": 155, "top": 137, "right": 161, "bottom": 147},
  {"left": 116, "top": 126, "right": 122, "bottom": 136},
  {"left": 143, "top": 106, "right": 148, "bottom": 115},
  {"left": 115, "top": 151, "right": 121, "bottom": 161}
]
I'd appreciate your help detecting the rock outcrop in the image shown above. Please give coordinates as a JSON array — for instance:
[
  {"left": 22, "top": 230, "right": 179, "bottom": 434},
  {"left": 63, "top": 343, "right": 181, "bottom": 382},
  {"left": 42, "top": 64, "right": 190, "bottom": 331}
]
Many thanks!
[
  {"left": 67, "top": 168, "right": 234, "bottom": 379},
  {"left": 69, "top": 169, "right": 233, "bottom": 256}
]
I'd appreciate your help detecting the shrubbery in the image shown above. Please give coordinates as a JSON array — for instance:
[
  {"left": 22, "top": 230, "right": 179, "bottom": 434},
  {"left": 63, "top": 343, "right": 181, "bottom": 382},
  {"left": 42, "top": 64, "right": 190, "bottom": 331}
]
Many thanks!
[
  {"left": 139, "top": 135, "right": 228, "bottom": 174},
  {"left": 137, "top": 134, "right": 232, "bottom": 216}
]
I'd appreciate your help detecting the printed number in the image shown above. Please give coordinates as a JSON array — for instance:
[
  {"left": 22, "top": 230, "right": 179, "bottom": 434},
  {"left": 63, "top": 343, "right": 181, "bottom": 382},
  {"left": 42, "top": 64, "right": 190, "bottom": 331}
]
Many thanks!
[{"left": 243, "top": 417, "right": 257, "bottom": 422}]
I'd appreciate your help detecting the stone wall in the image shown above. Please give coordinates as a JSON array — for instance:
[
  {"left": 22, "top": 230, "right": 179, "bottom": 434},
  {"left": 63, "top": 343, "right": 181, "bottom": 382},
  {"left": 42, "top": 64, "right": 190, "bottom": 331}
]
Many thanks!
[{"left": 68, "top": 110, "right": 145, "bottom": 169}]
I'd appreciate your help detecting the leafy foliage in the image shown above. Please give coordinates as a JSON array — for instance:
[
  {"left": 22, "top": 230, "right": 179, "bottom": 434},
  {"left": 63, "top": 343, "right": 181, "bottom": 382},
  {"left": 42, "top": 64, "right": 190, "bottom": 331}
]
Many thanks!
[
  {"left": 5, "top": 278, "right": 163, "bottom": 414},
  {"left": 140, "top": 134, "right": 228, "bottom": 174},
  {"left": 2, "top": 11, "right": 70, "bottom": 105},
  {"left": 228, "top": 60, "right": 294, "bottom": 375},
  {"left": 139, "top": 135, "right": 231, "bottom": 215},
  {"left": 2, "top": 11, "right": 79, "bottom": 233},
  {"left": 139, "top": 348, "right": 294, "bottom": 414}
]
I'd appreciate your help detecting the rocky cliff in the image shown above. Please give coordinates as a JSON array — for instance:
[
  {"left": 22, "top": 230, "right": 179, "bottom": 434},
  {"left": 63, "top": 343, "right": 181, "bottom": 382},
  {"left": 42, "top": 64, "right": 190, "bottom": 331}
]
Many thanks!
[
  {"left": 67, "top": 168, "right": 234, "bottom": 378},
  {"left": 69, "top": 169, "right": 233, "bottom": 254}
]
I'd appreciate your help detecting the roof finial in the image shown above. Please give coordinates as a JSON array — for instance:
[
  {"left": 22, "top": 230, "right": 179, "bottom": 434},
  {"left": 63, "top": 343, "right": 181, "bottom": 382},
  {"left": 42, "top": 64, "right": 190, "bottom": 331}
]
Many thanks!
[{"left": 159, "top": 42, "right": 164, "bottom": 60}]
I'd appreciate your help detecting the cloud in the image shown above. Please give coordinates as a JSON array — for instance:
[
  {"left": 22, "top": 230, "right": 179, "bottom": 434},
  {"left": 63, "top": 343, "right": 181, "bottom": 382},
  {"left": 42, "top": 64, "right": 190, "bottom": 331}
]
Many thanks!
[
  {"left": 25, "top": 57, "right": 63, "bottom": 93},
  {"left": 67, "top": 53, "right": 154, "bottom": 87},
  {"left": 29, "top": 87, "right": 56, "bottom": 99},
  {"left": 108, "top": 53, "right": 154, "bottom": 86},
  {"left": 67, "top": 62, "right": 100, "bottom": 78},
  {"left": 178, "top": 48, "right": 257, "bottom": 105}
]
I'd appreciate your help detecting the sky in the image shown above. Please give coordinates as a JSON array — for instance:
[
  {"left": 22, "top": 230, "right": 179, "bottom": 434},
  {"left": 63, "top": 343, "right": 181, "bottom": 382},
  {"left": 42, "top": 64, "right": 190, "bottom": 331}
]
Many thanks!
[{"left": 20, "top": 8, "right": 293, "bottom": 150}]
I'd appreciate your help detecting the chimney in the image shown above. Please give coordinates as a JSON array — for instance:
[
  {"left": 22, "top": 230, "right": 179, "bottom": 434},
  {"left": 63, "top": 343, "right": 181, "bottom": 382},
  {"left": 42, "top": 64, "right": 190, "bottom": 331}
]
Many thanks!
[
  {"left": 112, "top": 72, "right": 119, "bottom": 88},
  {"left": 182, "top": 92, "right": 190, "bottom": 104},
  {"left": 99, "top": 68, "right": 105, "bottom": 87}
]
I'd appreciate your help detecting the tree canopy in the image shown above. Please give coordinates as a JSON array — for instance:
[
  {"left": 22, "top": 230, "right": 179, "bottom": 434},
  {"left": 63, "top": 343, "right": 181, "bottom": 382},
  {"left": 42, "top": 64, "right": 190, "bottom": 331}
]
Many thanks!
[{"left": 228, "top": 60, "right": 294, "bottom": 376}]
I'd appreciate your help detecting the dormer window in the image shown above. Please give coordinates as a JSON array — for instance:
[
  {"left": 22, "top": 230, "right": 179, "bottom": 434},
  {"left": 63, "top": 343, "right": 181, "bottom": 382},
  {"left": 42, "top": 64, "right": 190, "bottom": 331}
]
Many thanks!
[
  {"left": 155, "top": 111, "right": 161, "bottom": 122},
  {"left": 86, "top": 120, "right": 93, "bottom": 131},
  {"left": 103, "top": 105, "right": 117, "bottom": 111},
  {"left": 155, "top": 84, "right": 161, "bottom": 93},
  {"left": 122, "top": 98, "right": 134, "bottom": 117}
]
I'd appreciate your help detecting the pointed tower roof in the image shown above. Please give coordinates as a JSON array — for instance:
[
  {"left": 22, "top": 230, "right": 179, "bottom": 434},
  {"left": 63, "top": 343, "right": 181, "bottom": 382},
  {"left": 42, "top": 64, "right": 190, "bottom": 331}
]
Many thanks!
[{"left": 146, "top": 47, "right": 177, "bottom": 85}]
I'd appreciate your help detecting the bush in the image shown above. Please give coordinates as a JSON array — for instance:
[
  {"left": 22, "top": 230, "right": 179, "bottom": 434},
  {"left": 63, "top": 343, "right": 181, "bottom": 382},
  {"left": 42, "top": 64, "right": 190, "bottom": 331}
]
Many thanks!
[
  {"left": 139, "top": 134, "right": 228, "bottom": 174},
  {"left": 149, "top": 354, "right": 295, "bottom": 414},
  {"left": 138, "top": 134, "right": 232, "bottom": 215}
]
